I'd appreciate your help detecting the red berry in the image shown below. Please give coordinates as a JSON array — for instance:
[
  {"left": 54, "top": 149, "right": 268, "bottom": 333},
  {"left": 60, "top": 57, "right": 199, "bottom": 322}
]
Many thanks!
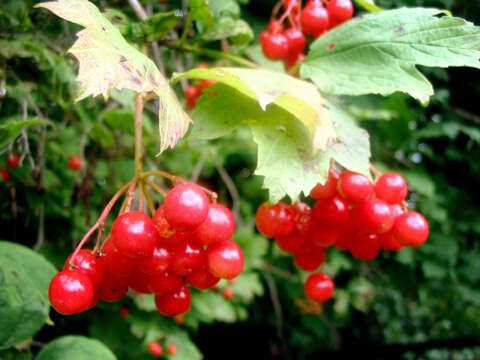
[
  {"left": 259, "top": 30, "right": 269, "bottom": 43},
  {"left": 335, "top": 227, "right": 355, "bottom": 251},
  {"left": 223, "top": 287, "right": 234, "bottom": 299},
  {"left": 283, "top": 0, "right": 300, "bottom": 13},
  {"left": 174, "top": 315, "right": 185, "bottom": 325},
  {"left": 128, "top": 271, "right": 153, "bottom": 294},
  {"left": 137, "top": 244, "right": 172, "bottom": 276},
  {"left": 184, "top": 85, "right": 200, "bottom": 100},
  {"left": 194, "top": 203, "right": 235, "bottom": 245},
  {"left": 350, "top": 234, "right": 381, "bottom": 260},
  {"left": 304, "top": 273, "right": 334, "bottom": 302},
  {"left": 163, "top": 183, "right": 209, "bottom": 231},
  {"left": 393, "top": 211, "right": 429, "bottom": 247},
  {"left": 6, "top": 153, "right": 19, "bottom": 168},
  {"left": 97, "top": 273, "right": 129, "bottom": 302},
  {"left": 198, "top": 79, "right": 217, "bottom": 92},
  {"left": 267, "top": 19, "right": 284, "bottom": 34},
  {"left": 147, "top": 271, "right": 183, "bottom": 295},
  {"left": 68, "top": 156, "right": 82, "bottom": 171},
  {"left": 312, "top": 195, "right": 349, "bottom": 227},
  {"left": 119, "top": 307, "right": 129, "bottom": 318},
  {"left": 0, "top": 169, "right": 10, "bottom": 181},
  {"left": 326, "top": 0, "right": 354, "bottom": 25},
  {"left": 205, "top": 240, "right": 244, "bottom": 279},
  {"left": 284, "top": 28, "right": 306, "bottom": 55},
  {"left": 170, "top": 240, "right": 204, "bottom": 276},
  {"left": 64, "top": 250, "right": 104, "bottom": 288},
  {"left": 148, "top": 342, "right": 163, "bottom": 357},
  {"left": 155, "top": 285, "right": 191, "bottom": 316},
  {"left": 256, "top": 202, "right": 296, "bottom": 238},
  {"left": 293, "top": 244, "right": 326, "bottom": 272},
  {"left": 100, "top": 237, "right": 136, "bottom": 277},
  {"left": 379, "top": 233, "right": 404, "bottom": 251},
  {"left": 390, "top": 203, "right": 405, "bottom": 219},
  {"left": 275, "top": 232, "right": 306, "bottom": 253},
  {"left": 374, "top": 172, "right": 408, "bottom": 204},
  {"left": 186, "top": 98, "right": 196, "bottom": 109},
  {"left": 111, "top": 211, "right": 158, "bottom": 258},
  {"left": 310, "top": 169, "right": 339, "bottom": 200},
  {"left": 261, "top": 33, "right": 290, "bottom": 60},
  {"left": 196, "top": 63, "right": 209, "bottom": 69},
  {"left": 187, "top": 264, "right": 220, "bottom": 290},
  {"left": 291, "top": 202, "right": 312, "bottom": 235},
  {"left": 307, "top": 224, "right": 340, "bottom": 247},
  {"left": 284, "top": 52, "right": 305, "bottom": 74},
  {"left": 337, "top": 171, "right": 373, "bottom": 203},
  {"left": 49, "top": 270, "right": 95, "bottom": 315},
  {"left": 351, "top": 198, "right": 394, "bottom": 234},
  {"left": 152, "top": 206, "right": 177, "bottom": 242},
  {"left": 300, "top": 2, "right": 329, "bottom": 37},
  {"left": 167, "top": 344, "right": 179, "bottom": 355}
]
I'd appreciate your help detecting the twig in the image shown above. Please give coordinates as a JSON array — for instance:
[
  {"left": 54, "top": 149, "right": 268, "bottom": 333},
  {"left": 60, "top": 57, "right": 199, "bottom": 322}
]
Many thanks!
[
  {"left": 190, "top": 150, "right": 208, "bottom": 183},
  {"left": 448, "top": 105, "right": 480, "bottom": 125},
  {"left": 263, "top": 272, "right": 283, "bottom": 339},
  {"left": 215, "top": 160, "right": 244, "bottom": 228},
  {"left": 259, "top": 262, "right": 297, "bottom": 281},
  {"left": 144, "top": 178, "right": 168, "bottom": 197},
  {"left": 34, "top": 205, "right": 45, "bottom": 251},
  {"left": 20, "top": 100, "right": 36, "bottom": 170}
]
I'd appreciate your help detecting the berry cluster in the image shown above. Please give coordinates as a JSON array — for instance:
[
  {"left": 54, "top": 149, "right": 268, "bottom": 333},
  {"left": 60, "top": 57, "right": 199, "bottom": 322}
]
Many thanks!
[
  {"left": 256, "top": 168, "right": 429, "bottom": 303},
  {"left": 0, "top": 153, "right": 20, "bottom": 182},
  {"left": 183, "top": 64, "right": 217, "bottom": 110},
  {"left": 48, "top": 182, "right": 244, "bottom": 317},
  {"left": 148, "top": 341, "right": 178, "bottom": 357},
  {"left": 259, "top": 0, "right": 354, "bottom": 72}
]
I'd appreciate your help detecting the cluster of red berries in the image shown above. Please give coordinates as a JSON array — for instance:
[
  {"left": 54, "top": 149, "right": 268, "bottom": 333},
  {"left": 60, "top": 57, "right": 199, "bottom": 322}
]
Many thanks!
[
  {"left": 148, "top": 341, "right": 178, "bottom": 357},
  {"left": 256, "top": 168, "right": 429, "bottom": 303},
  {"left": 48, "top": 182, "right": 244, "bottom": 317},
  {"left": 183, "top": 64, "right": 217, "bottom": 110},
  {"left": 259, "top": 0, "right": 354, "bottom": 72},
  {"left": 0, "top": 153, "right": 20, "bottom": 181}
]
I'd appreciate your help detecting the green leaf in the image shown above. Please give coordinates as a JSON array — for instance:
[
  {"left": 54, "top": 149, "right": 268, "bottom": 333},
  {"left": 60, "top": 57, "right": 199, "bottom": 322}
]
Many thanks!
[
  {"left": 0, "top": 241, "right": 56, "bottom": 349},
  {"left": 188, "top": 0, "right": 214, "bottom": 27},
  {"left": 35, "top": 336, "right": 117, "bottom": 360},
  {"left": 0, "top": 117, "right": 47, "bottom": 148},
  {"left": 301, "top": 8, "right": 480, "bottom": 103},
  {"left": 191, "top": 291, "right": 237, "bottom": 322},
  {"left": 233, "top": 229, "right": 268, "bottom": 271},
  {"left": 354, "top": 0, "right": 383, "bottom": 12},
  {"left": 230, "top": 272, "right": 264, "bottom": 303},
  {"left": 35, "top": 0, "right": 191, "bottom": 153},
  {"left": 173, "top": 67, "right": 335, "bottom": 201},
  {"left": 202, "top": 18, "right": 253, "bottom": 45}
]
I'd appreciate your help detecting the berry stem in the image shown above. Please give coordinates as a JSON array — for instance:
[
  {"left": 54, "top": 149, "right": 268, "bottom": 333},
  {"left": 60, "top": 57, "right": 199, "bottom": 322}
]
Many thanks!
[
  {"left": 140, "top": 180, "right": 156, "bottom": 215},
  {"left": 369, "top": 163, "right": 382, "bottom": 181},
  {"left": 288, "top": 61, "right": 302, "bottom": 76},
  {"left": 141, "top": 170, "right": 182, "bottom": 184},
  {"left": 134, "top": 95, "right": 144, "bottom": 177},
  {"left": 178, "top": 8, "right": 193, "bottom": 46},
  {"left": 144, "top": 178, "right": 168, "bottom": 198},
  {"left": 122, "top": 177, "right": 139, "bottom": 213}
]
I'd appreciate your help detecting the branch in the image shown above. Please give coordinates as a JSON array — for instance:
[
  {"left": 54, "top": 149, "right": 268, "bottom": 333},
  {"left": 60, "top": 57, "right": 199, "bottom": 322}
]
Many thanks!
[
  {"left": 263, "top": 272, "right": 283, "bottom": 339},
  {"left": 215, "top": 160, "right": 244, "bottom": 228}
]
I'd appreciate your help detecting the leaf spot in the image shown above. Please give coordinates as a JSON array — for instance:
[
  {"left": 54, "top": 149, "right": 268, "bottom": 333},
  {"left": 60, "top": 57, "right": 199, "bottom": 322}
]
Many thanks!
[
  {"left": 119, "top": 55, "right": 127, "bottom": 63},
  {"left": 394, "top": 26, "right": 406, "bottom": 34},
  {"left": 11, "top": 270, "right": 18, "bottom": 277},
  {"left": 328, "top": 43, "right": 336, "bottom": 51}
]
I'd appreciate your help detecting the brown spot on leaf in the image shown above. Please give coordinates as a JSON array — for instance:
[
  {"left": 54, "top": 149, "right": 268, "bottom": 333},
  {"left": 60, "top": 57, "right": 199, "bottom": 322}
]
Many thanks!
[
  {"left": 394, "top": 26, "right": 406, "bottom": 34},
  {"left": 136, "top": 69, "right": 142, "bottom": 77},
  {"left": 265, "top": 133, "right": 275, "bottom": 141},
  {"left": 149, "top": 73, "right": 159, "bottom": 88},
  {"left": 129, "top": 76, "right": 141, "bottom": 85},
  {"left": 119, "top": 55, "right": 127, "bottom": 63},
  {"left": 11, "top": 270, "right": 18, "bottom": 277}
]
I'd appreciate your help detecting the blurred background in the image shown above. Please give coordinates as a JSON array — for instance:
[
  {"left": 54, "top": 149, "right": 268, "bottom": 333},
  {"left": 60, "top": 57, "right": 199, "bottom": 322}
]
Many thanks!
[{"left": 1, "top": 0, "right": 480, "bottom": 359}]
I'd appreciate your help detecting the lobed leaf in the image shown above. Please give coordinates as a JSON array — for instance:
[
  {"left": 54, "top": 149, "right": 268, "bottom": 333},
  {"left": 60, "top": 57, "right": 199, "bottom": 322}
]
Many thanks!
[{"left": 35, "top": 336, "right": 117, "bottom": 360}]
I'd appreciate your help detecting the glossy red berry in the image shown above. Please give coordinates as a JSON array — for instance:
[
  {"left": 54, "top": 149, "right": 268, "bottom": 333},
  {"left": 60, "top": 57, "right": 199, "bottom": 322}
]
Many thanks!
[
  {"left": 307, "top": 224, "right": 340, "bottom": 247},
  {"left": 205, "top": 240, "right": 244, "bottom": 279},
  {"left": 170, "top": 240, "right": 204, "bottom": 276},
  {"left": 374, "top": 172, "right": 408, "bottom": 204},
  {"left": 300, "top": 2, "right": 329, "bottom": 37},
  {"left": 312, "top": 195, "right": 349, "bottom": 227},
  {"left": 293, "top": 244, "right": 326, "bottom": 272},
  {"left": 275, "top": 232, "right": 306, "bottom": 253},
  {"left": 6, "top": 153, "right": 19, "bottom": 168},
  {"left": 267, "top": 19, "right": 284, "bottom": 34},
  {"left": 137, "top": 244, "right": 172, "bottom": 276},
  {"left": 223, "top": 287, "right": 234, "bottom": 299},
  {"left": 184, "top": 85, "right": 200, "bottom": 100},
  {"left": 119, "top": 307, "right": 129, "bottom": 318},
  {"left": 112, "top": 211, "right": 158, "bottom": 258},
  {"left": 167, "top": 344, "right": 179, "bottom": 355},
  {"left": 261, "top": 33, "right": 290, "bottom": 60},
  {"left": 152, "top": 206, "right": 177, "bottom": 241},
  {"left": 335, "top": 227, "right": 355, "bottom": 251},
  {"left": 393, "top": 211, "right": 429, "bottom": 247},
  {"left": 379, "top": 233, "right": 404, "bottom": 251},
  {"left": 147, "top": 271, "right": 183, "bottom": 295},
  {"left": 187, "top": 264, "right": 220, "bottom": 290},
  {"left": 97, "top": 273, "right": 129, "bottom": 302},
  {"left": 194, "top": 203, "right": 235, "bottom": 245},
  {"left": 284, "top": 52, "right": 305, "bottom": 74},
  {"left": 186, "top": 98, "right": 196, "bottom": 109},
  {"left": 128, "top": 271, "right": 152, "bottom": 294},
  {"left": 163, "top": 183, "right": 209, "bottom": 231},
  {"left": 100, "top": 237, "right": 136, "bottom": 277},
  {"left": 155, "top": 285, "right": 191, "bottom": 316},
  {"left": 284, "top": 0, "right": 300, "bottom": 13},
  {"left": 310, "top": 169, "right": 339, "bottom": 200},
  {"left": 49, "top": 270, "right": 95, "bottom": 315},
  {"left": 0, "top": 169, "right": 10, "bottom": 181},
  {"left": 351, "top": 198, "right": 394, "bottom": 234},
  {"left": 350, "top": 234, "right": 381, "bottom": 260},
  {"left": 304, "top": 273, "right": 334, "bottom": 302},
  {"left": 64, "top": 250, "right": 104, "bottom": 288},
  {"left": 326, "top": 0, "right": 354, "bottom": 25},
  {"left": 256, "top": 202, "right": 296, "bottom": 238},
  {"left": 259, "top": 30, "right": 269, "bottom": 43},
  {"left": 148, "top": 342, "right": 163, "bottom": 357},
  {"left": 68, "top": 156, "right": 82, "bottom": 171},
  {"left": 291, "top": 202, "right": 312, "bottom": 235},
  {"left": 284, "top": 28, "right": 306, "bottom": 55},
  {"left": 337, "top": 171, "right": 373, "bottom": 203},
  {"left": 198, "top": 79, "right": 218, "bottom": 92}
]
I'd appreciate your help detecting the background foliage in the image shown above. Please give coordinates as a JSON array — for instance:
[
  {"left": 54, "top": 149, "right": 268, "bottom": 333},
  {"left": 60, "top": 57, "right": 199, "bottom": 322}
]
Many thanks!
[{"left": 1, "top": 0, "right": 480, "bottom": 359}]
